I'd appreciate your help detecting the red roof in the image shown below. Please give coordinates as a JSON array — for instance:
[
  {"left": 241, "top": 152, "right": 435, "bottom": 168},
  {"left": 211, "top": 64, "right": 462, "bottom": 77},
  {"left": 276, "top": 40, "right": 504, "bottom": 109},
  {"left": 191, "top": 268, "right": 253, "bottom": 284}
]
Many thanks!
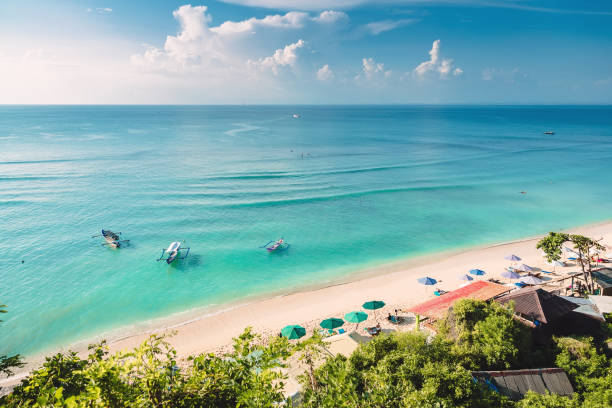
[{"left": 408, "top": 280, "right": 511, "bottom": 321}]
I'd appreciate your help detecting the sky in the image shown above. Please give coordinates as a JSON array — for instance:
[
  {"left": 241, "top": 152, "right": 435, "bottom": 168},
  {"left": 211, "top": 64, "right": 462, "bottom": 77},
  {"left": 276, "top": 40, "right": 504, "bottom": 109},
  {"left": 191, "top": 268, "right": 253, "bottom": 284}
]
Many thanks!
[{"left": 0, "top": 0, "right": 611, "bottom": 104}]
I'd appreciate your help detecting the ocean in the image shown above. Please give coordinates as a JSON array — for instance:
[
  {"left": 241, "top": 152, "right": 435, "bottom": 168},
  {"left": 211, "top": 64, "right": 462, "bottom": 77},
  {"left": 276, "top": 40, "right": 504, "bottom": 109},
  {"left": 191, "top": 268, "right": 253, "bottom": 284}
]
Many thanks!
[{"left": 1, "top": 105, "right": 611, "bottom": 358}]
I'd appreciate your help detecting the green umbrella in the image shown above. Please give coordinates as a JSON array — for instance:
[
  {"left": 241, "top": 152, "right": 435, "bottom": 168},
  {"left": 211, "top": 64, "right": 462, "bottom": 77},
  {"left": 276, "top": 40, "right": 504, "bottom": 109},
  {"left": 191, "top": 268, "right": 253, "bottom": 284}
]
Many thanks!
[
  {"left": 345, "top": 311, "right": 368, "bottom": 331},
  {"left": 362, "top": 300, "right": 385, "bottom": 321},
  {"left": 320, "top": 318, "right": 344, "bottom": 330},
  {"left": 362, "top": 300, "right": 385, "bottom": 310},
  {"left": 280, "top": 325, "right": 306, "bottom": 340}
]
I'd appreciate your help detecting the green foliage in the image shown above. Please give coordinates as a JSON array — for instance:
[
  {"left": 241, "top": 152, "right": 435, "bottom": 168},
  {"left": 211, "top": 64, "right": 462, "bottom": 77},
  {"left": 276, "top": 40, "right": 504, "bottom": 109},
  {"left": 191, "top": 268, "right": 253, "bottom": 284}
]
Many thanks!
[
  {"left": 1, "top": 328, "right": 292, "bottom": 408},
  {"left": 553, "top": 336, "right": 612, "bottom": 407},
  {"left": 3, "top": 301, "right": 611, "bottom": 407},
  {"left": 537, "top": 232, "right": 605, "bottom": 292},
  {"left": 300, "top": 330, "right": 510, "bottom": 408},
  {"left": 536, "top": 232, "right": 569, "bottom": 263},
  {"left": 516, "top": 391, "right": 578, "bottom": 408},
  {"left": 437, "top": 299, "right": 533, "bottom": 370}
]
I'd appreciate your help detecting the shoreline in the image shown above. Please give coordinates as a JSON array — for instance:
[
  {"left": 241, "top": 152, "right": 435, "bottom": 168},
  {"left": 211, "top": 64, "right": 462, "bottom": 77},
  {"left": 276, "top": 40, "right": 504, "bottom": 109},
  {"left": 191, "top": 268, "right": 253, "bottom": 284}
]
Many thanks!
[{"left": 4, "top": 218, "right": 612, "bottom": 385}]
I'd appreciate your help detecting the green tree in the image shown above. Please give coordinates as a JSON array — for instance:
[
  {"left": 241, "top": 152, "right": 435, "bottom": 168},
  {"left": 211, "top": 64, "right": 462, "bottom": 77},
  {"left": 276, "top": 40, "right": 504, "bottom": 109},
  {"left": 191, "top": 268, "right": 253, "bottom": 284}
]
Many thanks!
[
  {"left": 437, "top": 299, "right": 533, "bottom": 370},
  {"left": 1, "top": 328, "right": 293, "bottom": 408},
  {"left": 516, "top": 391, "right": 577, "bottom": 408},
  {"left": 537, "top": 233, "right": 604, "bottom": 293}
]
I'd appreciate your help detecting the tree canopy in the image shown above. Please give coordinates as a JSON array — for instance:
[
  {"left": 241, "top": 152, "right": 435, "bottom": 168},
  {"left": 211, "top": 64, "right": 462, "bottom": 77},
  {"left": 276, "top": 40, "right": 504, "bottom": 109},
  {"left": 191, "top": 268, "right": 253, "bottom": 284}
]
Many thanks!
[{"left": 2, "top": 300, "right": 611, "bottom": 407}]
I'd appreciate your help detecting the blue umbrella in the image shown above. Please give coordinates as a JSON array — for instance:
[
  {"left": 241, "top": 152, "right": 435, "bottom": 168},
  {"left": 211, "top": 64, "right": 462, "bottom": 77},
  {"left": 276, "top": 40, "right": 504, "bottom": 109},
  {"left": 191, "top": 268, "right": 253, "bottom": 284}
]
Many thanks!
[
  {"left": 501, "top": 270, "right": 520, "bottom": 279},
  {"left": 417, "top": 277, "right": 437, "bottom": 285},
  {"left": 505, "top": 254, "right": 521, "bottom": 261},
  {"left": 469, "top": 269, "right": 486, "bottom": 276},
  {"left": 458, "top": 274, "right": 473, "bottom": 281}
]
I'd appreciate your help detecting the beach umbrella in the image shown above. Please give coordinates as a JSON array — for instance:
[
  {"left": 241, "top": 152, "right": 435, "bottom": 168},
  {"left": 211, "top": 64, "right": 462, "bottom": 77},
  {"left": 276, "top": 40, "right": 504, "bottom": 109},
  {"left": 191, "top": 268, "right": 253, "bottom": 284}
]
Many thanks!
[
  {"left": 362, "top": 300, "right": 385, "bottom": 321},
  {"left": 345, "top": 311, "right": 368, "bottom": 330},
  {"left": 469, "top": 269, "right": 486, "bottom": 276},
  {"left": 320, "top": 318, "right": 344, "bottom": 330},
  {"left": 516, "top": 263, "right": 534, "bottom": 272},
  {"left": 501, "top": 270, "right": 520, "bottom": 279},
  {"left": 362, "top": 300, "right": 386, "bottom": 310},
  {"left": 505, "top": 254, "right": 522, "bottom": 262},
  {"left": 520, "top": 275, "right": 544, "bottom": 285},
  {"left": 458, "top": 274, "right": 473, "bottom": 281},
  {"left": 417, "top": 277, "right": 437, "bottom": 285},
  {"left": 552, "top": 260, "right": 564, "bottom": 272},
  {"left": 281, "top": 325, "right": 306, "bottom": 340}
]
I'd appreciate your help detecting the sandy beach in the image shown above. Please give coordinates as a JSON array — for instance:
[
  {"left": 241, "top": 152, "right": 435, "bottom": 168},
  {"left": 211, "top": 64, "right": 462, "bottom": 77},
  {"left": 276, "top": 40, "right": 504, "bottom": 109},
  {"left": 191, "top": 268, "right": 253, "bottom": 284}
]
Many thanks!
[
  {"left": 4, "top": 220, "right": 612, "bottom": 389},
  {"left": 102, "top": 220, "right": 612, "bottom": 355}
]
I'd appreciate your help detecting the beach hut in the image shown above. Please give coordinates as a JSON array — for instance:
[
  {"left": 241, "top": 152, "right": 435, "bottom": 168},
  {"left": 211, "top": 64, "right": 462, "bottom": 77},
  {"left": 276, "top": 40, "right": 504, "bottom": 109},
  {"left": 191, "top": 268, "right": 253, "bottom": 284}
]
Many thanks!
[{"left": 495, "top": 288, "right": 578, "bottom": 326}]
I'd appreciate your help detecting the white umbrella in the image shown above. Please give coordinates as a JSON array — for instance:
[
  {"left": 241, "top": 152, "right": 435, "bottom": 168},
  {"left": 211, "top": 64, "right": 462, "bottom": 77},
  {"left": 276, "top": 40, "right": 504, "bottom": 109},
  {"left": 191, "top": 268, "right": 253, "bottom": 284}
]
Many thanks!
[
  {"left": 520, "top": 275, "right": 544, "bottom": 285},
  {"left": 516, "top": 263, "right": 534, "bottom": 272}
]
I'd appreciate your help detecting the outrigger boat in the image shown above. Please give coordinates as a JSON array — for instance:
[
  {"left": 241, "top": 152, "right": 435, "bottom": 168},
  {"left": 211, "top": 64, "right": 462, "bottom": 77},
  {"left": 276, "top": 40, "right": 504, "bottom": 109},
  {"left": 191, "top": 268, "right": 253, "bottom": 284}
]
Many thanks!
[
  {"left": 92, "top": 229, "right": 129, "bottom": 248},
  {"left": 157, "top": 241, "right": 190, "bottom": 264},
  {"left": 543, "top": 130, "right": 555, "bottom": 135},
  {"left": 260, "top": 238, "right": 290, "bottom": 252}
]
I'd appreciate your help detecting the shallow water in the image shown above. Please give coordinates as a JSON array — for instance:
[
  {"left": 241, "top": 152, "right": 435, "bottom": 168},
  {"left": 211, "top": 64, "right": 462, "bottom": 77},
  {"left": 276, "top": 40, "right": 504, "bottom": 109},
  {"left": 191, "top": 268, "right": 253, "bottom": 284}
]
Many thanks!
[{"left": 1, "top": 105, "right": 611, "bottom": 357}]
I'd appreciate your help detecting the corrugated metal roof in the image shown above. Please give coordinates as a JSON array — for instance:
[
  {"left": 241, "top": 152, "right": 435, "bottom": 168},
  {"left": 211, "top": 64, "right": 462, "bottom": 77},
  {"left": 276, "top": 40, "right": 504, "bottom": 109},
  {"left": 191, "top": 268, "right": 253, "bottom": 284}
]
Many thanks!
[
  {"left": 496, "top": 288, "right": 578, "bottom": 324},
  {"left": 560, "top": 296, "right": 605, "bottom": 321},
  {"left": 592, "top": 267, "right": 612, "bottom": 289},
  {"left": 472, "top": 368, "right": 573, "bottom": 401},
  {"left": 407, "top": 281, "right": 511, "bottom": 320}
]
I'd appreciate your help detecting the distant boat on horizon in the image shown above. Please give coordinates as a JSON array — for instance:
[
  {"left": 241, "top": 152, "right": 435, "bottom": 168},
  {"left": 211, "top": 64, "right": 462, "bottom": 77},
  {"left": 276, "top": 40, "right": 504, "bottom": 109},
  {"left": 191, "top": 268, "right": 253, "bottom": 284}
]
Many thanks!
[
  {"left": 292, "top": 113, "right": 300, "bottom": 118},
  {"left": 544, "top": 130, "right": 555, "bottom": 135}
]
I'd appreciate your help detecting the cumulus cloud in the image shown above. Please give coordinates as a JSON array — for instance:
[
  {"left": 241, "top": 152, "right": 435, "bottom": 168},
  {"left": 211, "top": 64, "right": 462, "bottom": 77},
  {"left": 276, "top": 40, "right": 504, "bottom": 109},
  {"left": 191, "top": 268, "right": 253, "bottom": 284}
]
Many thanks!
[
  {"left": 316, "top": 64, "right": 333, "bottom": 80},
  {"left": 131, "top": 5, "right": 342, "bottom": 73},
  {"left": 413, "top": 39, "right": 462, "bottom": 79},
  {"left": 248, "top": 39, "right": 305, "bottom": 75},
  {"left": 356, "top": 57, "right": 391, "bottom": 81},
  {"left": 365, "top": 19, "right": 417, "bottom": 35}
]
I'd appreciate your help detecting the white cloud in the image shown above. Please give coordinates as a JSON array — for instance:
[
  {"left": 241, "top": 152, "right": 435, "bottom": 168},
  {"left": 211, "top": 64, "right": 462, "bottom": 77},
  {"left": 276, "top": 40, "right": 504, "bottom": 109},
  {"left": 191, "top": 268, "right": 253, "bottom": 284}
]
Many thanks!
[
  {"left": 131, "top": 5, "right": 343, "bottom": 73},
  {"left": 365, "top": 19, "right": 417, "bottom": 35},
  {"left": 413, "top": 39, "right": 461, "bottom": 79},
  {"left": 211, "top": 10, "right": 346, "bottom": 36},
  {"left": 357, "top": 57, "right": 391, "bottom": 81},
  {"left": 248, "top": 39, "right": 306, "bottom": 75},
  {"left": 316, "top": 64, "right": 333, "bottom": 80},
  {"left": 87, "top": 7, "right": 112, "bottom": 14}
]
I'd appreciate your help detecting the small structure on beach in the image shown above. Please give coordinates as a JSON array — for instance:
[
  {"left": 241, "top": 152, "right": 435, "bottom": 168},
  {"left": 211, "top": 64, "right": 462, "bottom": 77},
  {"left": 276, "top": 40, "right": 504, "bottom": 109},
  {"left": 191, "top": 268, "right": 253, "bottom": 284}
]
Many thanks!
[
  {"left": 495, "top": 288, "right": 578, "bottom": 326},
  {"left": 591, "top": 267, "right": 612, "bottom": 296},
  {"left": 472, "top": 368, "right": 573, "bottom": 401},
  {"left": 407, "top": 281, "right": 511, "bottom": 322},
  {"left": 495, "top": 288, "right": 606, "bottom": 341}
]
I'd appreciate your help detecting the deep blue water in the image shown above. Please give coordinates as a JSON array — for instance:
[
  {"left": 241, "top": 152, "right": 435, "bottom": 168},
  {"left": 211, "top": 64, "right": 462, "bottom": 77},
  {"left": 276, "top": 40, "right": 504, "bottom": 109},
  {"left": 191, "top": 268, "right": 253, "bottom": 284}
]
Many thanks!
[{"left": 1, "top": 105, "right": 611, "bottom": 357}]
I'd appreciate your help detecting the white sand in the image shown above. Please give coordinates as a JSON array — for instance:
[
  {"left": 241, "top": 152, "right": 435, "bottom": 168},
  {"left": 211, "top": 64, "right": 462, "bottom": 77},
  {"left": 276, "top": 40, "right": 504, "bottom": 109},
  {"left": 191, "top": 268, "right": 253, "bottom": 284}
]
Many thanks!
[
  {"left": 3, "top": 220, "right": 611, "bottom": 389},
  {"left": 105, "top": 220, "right": 612, "bottom": 358}
]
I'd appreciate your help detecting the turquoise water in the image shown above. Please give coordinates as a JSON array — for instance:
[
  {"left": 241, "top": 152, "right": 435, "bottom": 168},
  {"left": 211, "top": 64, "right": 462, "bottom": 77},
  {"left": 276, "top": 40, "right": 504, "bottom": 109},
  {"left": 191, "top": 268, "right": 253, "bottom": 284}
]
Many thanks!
[{"left": 1, "top": 105, "right": 612, "bottom": 357}]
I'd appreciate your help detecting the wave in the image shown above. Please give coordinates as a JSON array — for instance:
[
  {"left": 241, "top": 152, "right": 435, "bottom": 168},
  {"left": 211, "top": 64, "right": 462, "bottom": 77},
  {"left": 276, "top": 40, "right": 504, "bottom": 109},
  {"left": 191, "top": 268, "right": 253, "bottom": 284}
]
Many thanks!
[{"left": 213, "top": 184, "right": 474, "bottom": 209}]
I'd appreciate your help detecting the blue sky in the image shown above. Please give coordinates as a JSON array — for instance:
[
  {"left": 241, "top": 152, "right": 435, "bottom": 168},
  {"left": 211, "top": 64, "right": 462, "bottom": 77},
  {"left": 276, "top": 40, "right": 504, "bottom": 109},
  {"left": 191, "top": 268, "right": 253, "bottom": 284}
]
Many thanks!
[{"left": 1, "top": 0, "right": 611, "bottom": 104}]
